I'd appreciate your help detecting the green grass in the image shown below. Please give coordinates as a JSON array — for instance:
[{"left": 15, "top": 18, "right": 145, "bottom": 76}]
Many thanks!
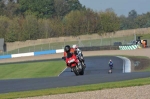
[
  {"left": 0, "top": 60, "right": 66, "bottom": 80},
  {"left": 144, "top": 66, "right": 150, "bottom": 71},
  {"left": 0, "top": 77, "right": 150, "bottom": 99},
  {"left": 136, "top": 33, "right": 150, "bottom": 39}
]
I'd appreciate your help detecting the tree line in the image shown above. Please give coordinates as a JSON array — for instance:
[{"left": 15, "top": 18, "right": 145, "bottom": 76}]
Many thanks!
[{"left": 0, "top": 0, "right": 150, "bottom": 42}]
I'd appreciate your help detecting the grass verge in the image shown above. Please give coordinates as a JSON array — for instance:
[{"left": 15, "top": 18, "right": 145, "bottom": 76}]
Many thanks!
[
  {"left": 0, "top": 77, "right": 150, "bottom": 99},
  {"left": 0, "top": 60, "right": 66, "bottom": 80}
]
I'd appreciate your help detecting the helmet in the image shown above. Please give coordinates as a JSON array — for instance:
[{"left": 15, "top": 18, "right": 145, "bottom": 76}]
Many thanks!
[
  {"left": 64, "top": 45, "right": 70, "bottom": 52},
  {"left": 72, "top": 44, "right": 78, "bottom": 49},
  {"left": 110, "top": 60, "right": 112, "bottom": 62}
]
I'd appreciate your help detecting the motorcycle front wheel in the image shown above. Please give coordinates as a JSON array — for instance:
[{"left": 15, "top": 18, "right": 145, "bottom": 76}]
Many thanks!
[
  {"left": 79, "top": 68, "right": 84, "bottom": 75},
  {"left": 73, "top": 66, "right": 80, "bottom": 76}
]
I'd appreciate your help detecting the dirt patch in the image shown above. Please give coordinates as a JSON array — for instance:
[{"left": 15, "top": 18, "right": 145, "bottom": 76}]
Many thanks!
[{"left": 128, "top": 56, "right": 150, "bottom": 71}]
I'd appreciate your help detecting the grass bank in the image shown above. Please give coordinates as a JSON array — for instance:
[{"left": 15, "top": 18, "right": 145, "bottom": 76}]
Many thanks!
[{"left": 126, "top": 56, "right": 150, "bottom": 72}]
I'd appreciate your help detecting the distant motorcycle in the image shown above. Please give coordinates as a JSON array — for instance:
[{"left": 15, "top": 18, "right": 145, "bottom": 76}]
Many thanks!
[
  {"left": 108, "top": 62, "right": 113, "bottom": 74},
  {"left": 62, "top": 53, "right": 85, "bottom": 76}
]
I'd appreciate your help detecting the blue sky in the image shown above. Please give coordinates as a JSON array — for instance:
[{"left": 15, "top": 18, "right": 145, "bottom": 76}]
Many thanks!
[{"left": 79, "top": 0, "right": 150, "bottom": 16}]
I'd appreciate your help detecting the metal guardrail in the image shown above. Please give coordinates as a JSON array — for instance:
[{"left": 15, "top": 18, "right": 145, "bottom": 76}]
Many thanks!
[{"left": 79, "top": 46, "right": 119, "bottom": 51}]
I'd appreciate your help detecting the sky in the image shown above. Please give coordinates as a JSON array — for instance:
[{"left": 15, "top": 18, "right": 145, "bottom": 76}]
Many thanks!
[{"left": 79, "top": 0, "right": 150, "bottom": 16}]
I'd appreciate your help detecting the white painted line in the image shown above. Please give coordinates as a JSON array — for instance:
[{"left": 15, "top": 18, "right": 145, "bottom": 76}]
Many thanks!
[
  {"left": 117, "top": 56, "right": 131, "bottom": 73},
  {"left": 58, "top": 67, "right": 67, "bottom": 76}
]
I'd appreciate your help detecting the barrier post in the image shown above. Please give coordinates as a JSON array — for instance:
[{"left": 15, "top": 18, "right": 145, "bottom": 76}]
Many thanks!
[
  {"left": 49, "top": 40, "right": 50, "bottom": 50},
  {"left": 64, "top": 39, "right": 65, "bottom": 47},
  {"left": 18, "top": 43, "right": 19, "bottom": 53},
  {"left": 28, "top": 42, "right": 30, "bottom": 52},
  {"left": 34, "top": 41, "right": 35, "bottom": 51}
]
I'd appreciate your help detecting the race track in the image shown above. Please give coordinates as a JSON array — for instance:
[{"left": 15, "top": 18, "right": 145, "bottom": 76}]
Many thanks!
[
  {"left": 0, "top": 56, "right": 150, "bottom": 94},
  {"left": 59, "top": 56, "right": 123, "bottom": 76}
]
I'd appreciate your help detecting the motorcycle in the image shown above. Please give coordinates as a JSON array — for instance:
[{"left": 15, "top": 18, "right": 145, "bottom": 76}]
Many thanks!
[
  {"left": 108, "top": 63, "right": 113, "bottom": 74},
  {"left": 62, "top": 53, "right": 85, "bottom": 76},
  {"left": 76, "top": 52, "right": 85, "bottom": 67}
]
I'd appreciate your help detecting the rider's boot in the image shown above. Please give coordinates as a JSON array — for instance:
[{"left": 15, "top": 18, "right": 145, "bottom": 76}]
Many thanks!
[
  {"left": 82, "top": 59, "right": 86, "bottom": 68},
  {"left": 71, "top": 68, "right": 73, "bottom": 72},
  {"left": 83, "top": 62, "right": 86, "bottom": 68}
]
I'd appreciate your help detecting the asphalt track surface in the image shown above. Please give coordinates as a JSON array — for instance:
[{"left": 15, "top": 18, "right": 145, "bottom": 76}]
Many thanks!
[
  {"left": 59, "top": 56, "right": 123, "bottom": 76},
  {"left": 0, "top": 56, "right": 150, "bottom": 94}
]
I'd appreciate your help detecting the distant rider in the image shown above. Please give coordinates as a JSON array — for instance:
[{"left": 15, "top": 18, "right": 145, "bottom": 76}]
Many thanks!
[{"left": 108, "top": 59, "right": 113, "bottom": 69}]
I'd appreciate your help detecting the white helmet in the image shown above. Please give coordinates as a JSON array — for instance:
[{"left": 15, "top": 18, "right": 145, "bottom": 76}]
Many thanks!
[{"left": 72, "top": 44, "right": 78, "bottom": 49}]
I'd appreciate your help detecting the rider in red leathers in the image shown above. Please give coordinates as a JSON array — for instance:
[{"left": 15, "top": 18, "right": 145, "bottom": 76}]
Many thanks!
[{"left": 63, "top": 45, "right": 76, "bottom": 71}]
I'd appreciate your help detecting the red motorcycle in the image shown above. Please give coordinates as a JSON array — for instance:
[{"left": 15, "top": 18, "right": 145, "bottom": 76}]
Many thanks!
[{"left": 62, "top": 53, "right": 85, "bottom": 76}]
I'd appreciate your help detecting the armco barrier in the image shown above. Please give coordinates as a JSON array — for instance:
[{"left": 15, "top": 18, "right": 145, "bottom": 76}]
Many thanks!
[
  {"left": 56, "top": 49, "right": 64, "bottom": 53},
  {"left": 0, "top": 46, "right": 119, "bottom": 59},
  {"left": 34, "top": 50, "right": 56, "bottom": 56},
  {"left": 0, "top": 50, "right": 58, "bottom": 59},
  {"left": 0, "top": 55, "right": 12, "bottom": 59},
  {"left": 0, "top": 45, "right": 138, "bottom": 59},
  {"left": 11, "top": 52, "right": 34, "bottom": 58},
  {"left": 79, "top": 46, "right": 119, "bottom": 51}
]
